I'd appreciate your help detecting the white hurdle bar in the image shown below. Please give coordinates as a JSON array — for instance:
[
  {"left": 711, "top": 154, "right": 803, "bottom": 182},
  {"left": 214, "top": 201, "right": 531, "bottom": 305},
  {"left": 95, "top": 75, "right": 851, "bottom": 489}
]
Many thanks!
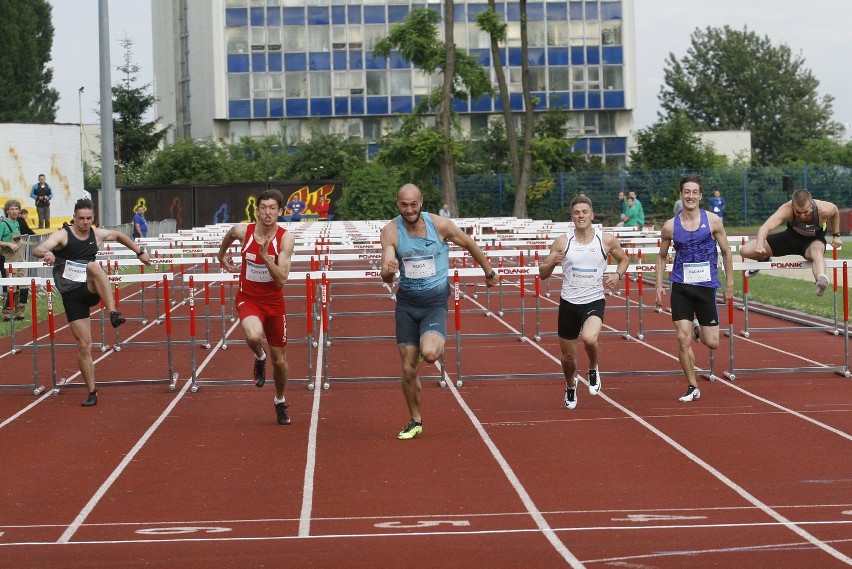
[{"left": 0, "top": 277, "right": 49, "bottom": 394}]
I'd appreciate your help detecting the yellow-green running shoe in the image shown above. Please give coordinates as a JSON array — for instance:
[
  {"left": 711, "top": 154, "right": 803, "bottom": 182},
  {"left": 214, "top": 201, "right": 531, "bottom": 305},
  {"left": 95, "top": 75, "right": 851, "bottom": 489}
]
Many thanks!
[{"left": 397, "top": 419, "right": 423, "bottom": 440}]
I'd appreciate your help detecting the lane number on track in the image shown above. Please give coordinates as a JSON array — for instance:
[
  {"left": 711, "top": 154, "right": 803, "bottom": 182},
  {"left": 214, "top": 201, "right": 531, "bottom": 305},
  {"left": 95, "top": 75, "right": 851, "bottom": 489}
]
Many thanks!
[
  {"left": 612, "top": 514, "right": 707, "bottom": 522},
  {"left": 136, "top": 526, "right": 232, "bottom": 535},
  {"left": 374, "top": 520, "right": 471, "bottom": 529}
]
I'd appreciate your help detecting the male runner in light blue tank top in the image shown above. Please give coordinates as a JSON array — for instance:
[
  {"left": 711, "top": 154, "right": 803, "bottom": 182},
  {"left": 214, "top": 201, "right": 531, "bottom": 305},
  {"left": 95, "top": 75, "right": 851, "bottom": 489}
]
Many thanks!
[
  {"left": 380, "top": 183, "right": 499, "bottom": 439},
  {"left": 655, "top": 175, "right": 734, "bottom": 403}
]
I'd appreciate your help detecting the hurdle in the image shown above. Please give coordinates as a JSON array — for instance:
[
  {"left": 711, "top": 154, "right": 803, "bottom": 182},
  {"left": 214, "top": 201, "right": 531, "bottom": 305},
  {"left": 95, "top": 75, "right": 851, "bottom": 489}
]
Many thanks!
[{"left": 0, "top": 277, "right": 48, "bottom": 395}]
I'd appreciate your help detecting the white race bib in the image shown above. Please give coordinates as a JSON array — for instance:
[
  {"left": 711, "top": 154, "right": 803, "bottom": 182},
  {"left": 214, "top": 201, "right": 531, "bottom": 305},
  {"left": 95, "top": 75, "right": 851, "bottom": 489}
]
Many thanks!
[
  {"left": 62, "top": 260, "right": 89, "bottom": 283},
  {"left": 683, "top": 261, "right": 711, "bottom": 284},
  {"left": 568, "top": 266, "right": 599, "bottom": 288},
  {"left": 246, "top": 260, "right": 273, "bottom": 282},
  {"left": 402, "top": 255, "right": 436, "bottom": 279}
]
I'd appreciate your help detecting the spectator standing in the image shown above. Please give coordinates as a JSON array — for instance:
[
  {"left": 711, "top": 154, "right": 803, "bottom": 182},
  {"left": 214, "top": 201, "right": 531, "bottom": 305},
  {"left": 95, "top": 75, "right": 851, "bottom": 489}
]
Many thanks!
[
  {"left": 616, "top": 191, "right": 626, "bottom": 226},
  {"left": 708, "top": 190, "right": 726, "bottom": 220},
  {"left": 623, "top": 196, "right": 645, "bottom": 228},
  {"left": 0, "top": 200, "right": 29, "bottom": 320},
  {"left": 438, "top": 203, "right": 452, "bottom": 218},
  {"left": 18, "top": 209, "right": 36, "bottom": 236},
  {"left": 315, "top": 195, "right": 331, "bottom": 221},
  {"left": 132, "top": 205, "right": 148, "bottom": 238},
  {"left": 30, "top": 174, "right": 52, "bottom": 229}
]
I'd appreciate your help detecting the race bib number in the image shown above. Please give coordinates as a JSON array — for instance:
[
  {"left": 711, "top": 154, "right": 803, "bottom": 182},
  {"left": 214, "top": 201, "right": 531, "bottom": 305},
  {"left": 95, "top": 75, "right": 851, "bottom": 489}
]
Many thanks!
[
  {"left": 63, "top": 260, "right": 89, "bottom": 283},
  {"left": 683, "top": 261, "right": 711, "bottom": 284},
  {"left": 402, "top": 255, "right": 436, "bottom": 279},
  {"left": 246, "top": 260, "right": 273, "bottom": 282},
  {"left": 568, "top": 266, "right": 599, "bottom": 288}
]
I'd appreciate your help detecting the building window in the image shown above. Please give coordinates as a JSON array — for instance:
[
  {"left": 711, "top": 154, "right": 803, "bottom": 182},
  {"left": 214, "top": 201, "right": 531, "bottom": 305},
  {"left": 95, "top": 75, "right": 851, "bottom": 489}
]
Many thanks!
[
  {"left": 547, "top": 22, "right": 569, "bottom": 47},
  {"left": 285, "top": 71, "right": 307, "bottom": 98},
  {"left": 601, "top": 21, "right": 621, "bottom": 46},
  {"left": 282, "top": 27, "right": 305, "bottom": 51},
  {"left": 390, "top": 70, "right": 411, "bottom": 96},
  {"left": 599, "top": 111, "right": 616, "bottom": 135},
  {"left": 228, "top": 74, "right": 250, "bottom": 99},
  {"left": 603, "top": 66, "right": 623, "bottom": 91},
  {"left": 363, "top": 117, "right": 382, "bottom": 142},
  {"left": 549, "top": 67, "right": 569, "bottom": 91},
  {"left": 253, "top": 74, "right": 267, "bottom": 98},
  {"left": 310, "top": 72, "right": 331, "bottom": 97},
  {"left": 227, "top": 28, "right": 249, "bottom": 53},
  {"left": 366, "top": 70, "right": 388, "bottom": 96},
  {"left": 587, "top": 67, "right": 600, "bottom": 90}
]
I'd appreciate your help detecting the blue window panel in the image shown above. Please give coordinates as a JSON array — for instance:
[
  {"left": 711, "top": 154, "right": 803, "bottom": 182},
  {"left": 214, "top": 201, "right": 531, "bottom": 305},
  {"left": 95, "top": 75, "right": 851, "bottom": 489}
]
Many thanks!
[
  {"left": 392, "top": 96, "right": 413, "bottom": 114},
  {"left": 586, "top": 2, "right": 599, "bottom": 20},
  {"left": 548, "top": 47, "right": 569, "bottom": 65},
  {"left": 227, "top": 54, "right": 250, "bottom": 73},
  {"left": 229, "top": 100, "right": 251, "bottom": 119},
  {"left": 586, "top": 47, "right": 600, "bottom": 65},
  {"left": 453, "top": 4, "right": 466, "bottom": 22},
  {"left": 508, "top": 47, "right": 522, "bottom": 66},
  {"left": 268, "top": 52, "right": 282, "bottom": 72},
  {"left": 570, "top": 47, "right": 584, "bottom": 65},
  {"left": 605, "top": 137, "right": 627, "bottom": 154},
  {"left": 470, "top": 48, "right": 490, "bottom": 66},
  {"left": 532, "top": 92, "right": 546, "bottom": 109},
  {"left": 603, "top": 90, "right": 625, "bottom": 108},
  {"left": 527, "top": 3, "right": 545, "bottom": 21},
  {"left": 602, "top": 46, "right": 623, "bottom": 65},
  {"left": 250, "top": 7, "right": 264, "bottom": 26},
  {"left": 333, "top": 51, "right": 347, "bottom": 70},
  {"left": 573, "top": 139, "right": 588, "bottom": 153},
  {"left": 389, "top": 51, "right": 410, "bottom": 69},
  {"left": 366, "top": 53, "right": 387, "bottom": 70},
  {"left": 451, "top": 98, "right": 469, "bottom": 113},
  {"left": 572, "top": 92, "right": 586, "bottom": 109},
  {"left": 367, "top": 143, "right": 380, "bottom": 158},
  {"left": 588, "top": 91, "right": 602, "bottom": 109},
  {"left": 569, "top": 2, "right": 584, "bottom": 20},
  {"left": 267, "top": 7, "right": 281, "bottom": 26},
  {"left": 388, "top": 5, "right": 409, "bottom": 23},
  {"left": 307, "top": 6, "right": 329, "bottom": 25},
  {"left": 467, "top": 3, "right": 490, "bottom": 21},
  {"left": 528, "top": 48, "right": 545, "bottom": 66},
  {"left": 334, "top": 97, "right": 348, "bottom": 115},
  {"left": 283, "top": 7, "right": 304, "bottom": 25},
  {"left": 364, "top": 6, "right": 385, "bottom": 24},
  {"left": 550, "top": 92, "right": 570, "bottom": 108},
  {"left": 284, "top": 53, "right": 306, "bottom": 71},
  {"left": 510, "top": 93, "right": 524, "bottom": 111},
  {"left": 347, "top": 5, "right": 361, "bottom": 24},
  {"left": 546, "top": 3, "right": 567, "bottom": 20},
  {"left": 252, "top": 53, "right": 266, "bottom": 72},
  {"left": 601, "top": 1, "right": 623, "bottom": 20},
  {"left": 507, "top": 3, "right": 520, "bottom": 21},
  {"left": 309, "top": 52, "right": 331, "bottom": 71},
  {"left": 269, "top": 98, "right": 284, "bottom": 118},
  {"left": 471, "top": 95, "right": 492, "bottom": 112},
  {"left": 253, "top": 99, "right": 268, "bottom": 118},
  {"left": 367, "top": 97, "right": 388, "bottom": 115},
  {"left": 350, "top": 97, "right": 365, "bottom": 115},
  {"left": 589, "top": 138, "right": 603, "bottom": 154},
  {"left": 349, "top": 50, "right": 363, "bottom": 70},
  {"left": 331, "top": 6, "right": 345, "bottom": 24},
  {"left": 225, "top": 8, "right": 247, "bottom": 28},
  {"left": 285, "top": 99, "right": 308, "bottom": 117},
  {"left": 311, "top": 98, "right": 333, "bottom": 116}
]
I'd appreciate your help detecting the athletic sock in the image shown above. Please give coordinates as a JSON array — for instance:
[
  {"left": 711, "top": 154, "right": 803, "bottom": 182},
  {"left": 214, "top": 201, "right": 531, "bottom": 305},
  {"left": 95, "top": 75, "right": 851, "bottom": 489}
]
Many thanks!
[
  {"left": 273, "top": 396, "right": 285, "bottom": 405},
  {"left": 256, "top": 350, "right": 266, "bottom": 361}
]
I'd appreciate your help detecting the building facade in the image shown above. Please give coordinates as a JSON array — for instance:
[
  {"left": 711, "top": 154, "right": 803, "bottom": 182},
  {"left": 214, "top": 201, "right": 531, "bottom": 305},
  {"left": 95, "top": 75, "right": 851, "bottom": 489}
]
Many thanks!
[{"left": 153, "top": 0, "right": 635, "bottom": 166}]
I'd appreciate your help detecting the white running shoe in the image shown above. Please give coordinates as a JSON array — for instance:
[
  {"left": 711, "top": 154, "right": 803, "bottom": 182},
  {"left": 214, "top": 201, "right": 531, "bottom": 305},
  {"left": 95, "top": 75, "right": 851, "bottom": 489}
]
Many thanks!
[
  {"left": 588, "top": 367, "right": 601, "bottom": 395},
  {"left": 816, "top": 274, "right": 828, "bottom": 297},
  {"left": 564, "top": 385, "right": 578, "bottom": 409},
  {"left": 678, "top": 385, "right": 701, "bottom": 402}
]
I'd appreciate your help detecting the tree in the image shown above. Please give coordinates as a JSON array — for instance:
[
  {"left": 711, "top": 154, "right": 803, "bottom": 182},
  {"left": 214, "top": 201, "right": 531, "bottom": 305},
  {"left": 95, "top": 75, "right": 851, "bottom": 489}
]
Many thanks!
[
  {"left": 629, "top": 112, "right": 725, "bottom": 171},
  {"left": 0, "top": 0, "right": 58, "bottom": 122},
  {"left": 335, "top": 163, "right": 401, "bottom": 220},
  {"left": 138, "top": 138, "right": 231, "bottom": 185},
  {"left": 790, "top": 137, "right": 852, "bottom": 167},
  {"left": 659, "top": 25, "right": 835, "bottom": 165},
  {"left": 373, "top": 6, "right": 491, "bottom": 214},
  {"left": 476, "top": 1, "right": 535, "bottom": 217},
  {"left": 112, "top": 37, "right": 168, "bottom": 183},
  {"left": 280, "top": 125, "right": 367, "bottom": 181}
]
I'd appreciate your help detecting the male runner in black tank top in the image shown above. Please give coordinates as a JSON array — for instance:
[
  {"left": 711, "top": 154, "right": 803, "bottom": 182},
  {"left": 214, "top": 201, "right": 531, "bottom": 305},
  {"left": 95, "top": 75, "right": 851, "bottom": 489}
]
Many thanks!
[{"left": 33, "top": 199, "right": 151, "bottom": 406}]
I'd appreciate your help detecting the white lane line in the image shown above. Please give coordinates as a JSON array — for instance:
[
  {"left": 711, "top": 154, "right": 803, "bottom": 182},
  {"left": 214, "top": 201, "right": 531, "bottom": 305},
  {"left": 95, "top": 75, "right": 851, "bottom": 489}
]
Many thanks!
[
  {"left": 461, "top": 294, "right": 852, "bottom": 565},
  {"left": 56, "top": 320, "right": 240, "bottom": 544},
  {"left": 298, "top": 330, "right": 324, "bottom": 537},
  {"left": 436, "top": 362, "right": 586, "bottom": 569}
]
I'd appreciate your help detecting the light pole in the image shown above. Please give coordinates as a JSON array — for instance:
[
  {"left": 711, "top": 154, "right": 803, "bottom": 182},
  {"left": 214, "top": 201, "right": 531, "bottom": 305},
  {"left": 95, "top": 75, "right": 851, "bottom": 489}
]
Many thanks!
[{"left": 78, "top": 86, "right": 85, "bottom": 168}]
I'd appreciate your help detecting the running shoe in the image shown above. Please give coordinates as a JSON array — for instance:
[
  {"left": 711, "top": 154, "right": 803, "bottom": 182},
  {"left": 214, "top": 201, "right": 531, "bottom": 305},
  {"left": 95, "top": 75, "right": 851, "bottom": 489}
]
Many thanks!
[
  {"left": 253, "top": 356, "right": 266, "bottom": 387},
  {"left": 678, "top": 385, "right": 701, "bottom": 402},
  {"left": 109, "top": 311, "right": 126, "bottom": 328},
  {"left": 564, "top": 386, "right": 577, "bottom": 409},
  {"left": 275, "top": 402, "right": 290, "bottom": 425},
  {"left": 397, "top": 418, "right": 423, "bottom": 440},
  {"left": 744, "top": 269, "right": 760, "bottom": 278},
  {"left": 81, "top": 389, "right": 98, "bottom": 407},
  {"left": 588, "top": 368, "right": 601, "bottom": 395},
  {"left": 816, "top": 274, "right": 829, "bottom": 297}
]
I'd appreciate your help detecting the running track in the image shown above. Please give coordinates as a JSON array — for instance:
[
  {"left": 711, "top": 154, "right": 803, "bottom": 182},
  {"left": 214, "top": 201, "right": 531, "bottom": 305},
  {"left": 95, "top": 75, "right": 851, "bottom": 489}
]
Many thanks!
[{"left": 0, "top": 274, "right": 850, "bottom": 568}]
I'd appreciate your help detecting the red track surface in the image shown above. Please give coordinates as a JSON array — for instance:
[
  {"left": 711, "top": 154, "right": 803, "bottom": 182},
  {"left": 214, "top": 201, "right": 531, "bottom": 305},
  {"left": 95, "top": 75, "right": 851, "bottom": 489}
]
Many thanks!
[{"left": 1, "top": 273, "right": 851, "bottom": 568}]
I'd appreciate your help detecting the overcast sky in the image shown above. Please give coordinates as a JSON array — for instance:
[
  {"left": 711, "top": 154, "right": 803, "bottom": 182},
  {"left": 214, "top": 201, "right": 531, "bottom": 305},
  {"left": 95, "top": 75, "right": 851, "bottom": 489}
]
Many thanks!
[{"left": 49, "top": 0, "right": 852, "bottom": 132}]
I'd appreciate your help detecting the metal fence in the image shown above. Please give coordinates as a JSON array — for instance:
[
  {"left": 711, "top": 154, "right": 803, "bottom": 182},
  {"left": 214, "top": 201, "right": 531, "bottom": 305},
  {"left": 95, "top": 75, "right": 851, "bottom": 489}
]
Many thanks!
[{"left": 453, "top": 166, "right": 852, "bottom": 226}]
